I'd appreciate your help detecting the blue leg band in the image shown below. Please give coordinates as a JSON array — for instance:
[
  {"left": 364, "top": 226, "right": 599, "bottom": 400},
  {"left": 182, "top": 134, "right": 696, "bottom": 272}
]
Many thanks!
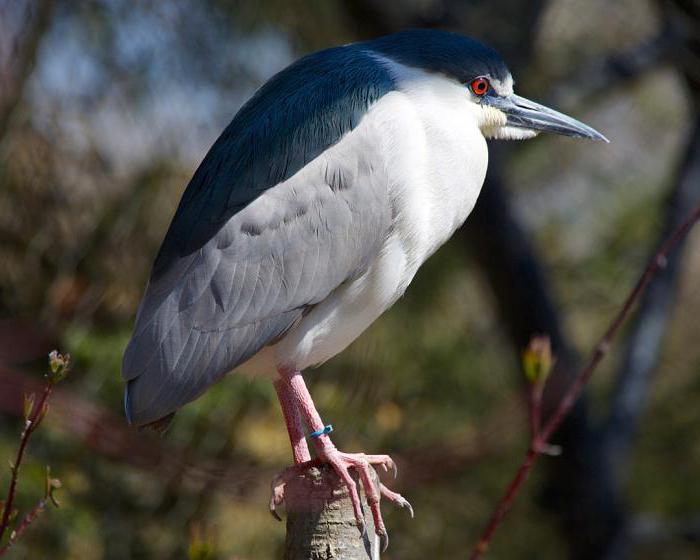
[{"left": 309, "top": 424, "right": 333, "bottom": 438}]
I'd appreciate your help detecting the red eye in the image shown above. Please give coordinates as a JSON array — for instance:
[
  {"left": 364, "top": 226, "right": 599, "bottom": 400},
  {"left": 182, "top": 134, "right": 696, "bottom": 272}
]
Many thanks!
[{"left": 470, "top": 76, "right": 490, "bottom": 96}]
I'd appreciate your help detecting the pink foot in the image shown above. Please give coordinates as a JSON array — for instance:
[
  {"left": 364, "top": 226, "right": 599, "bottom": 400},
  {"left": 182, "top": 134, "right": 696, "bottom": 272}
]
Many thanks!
[
  {"left": 269, "top": 450, "right": 412, "bottom": 551},
  {"left": 271, "top": 370, "right": 412, "bottom": 550}
]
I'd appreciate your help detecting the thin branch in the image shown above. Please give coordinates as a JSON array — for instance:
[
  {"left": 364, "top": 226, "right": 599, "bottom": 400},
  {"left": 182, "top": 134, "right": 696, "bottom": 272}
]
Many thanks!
[
  {"left": 602, "top": 111, "right": 700, "bottom": 475},
  {"left": 0, "top": 351, "right": 68, "bottom": 554},
  {"left": 469, "top": 203, "right": 700, "bottom": 560},
  {"left": 539, "top": 202, "right": 700, "bottom": 445},
  {"left": 0, "top": 499, "right": 47, "bottom": 556},
  {"left": 0, "top": 383, "right": 52, "bottom": 542}
]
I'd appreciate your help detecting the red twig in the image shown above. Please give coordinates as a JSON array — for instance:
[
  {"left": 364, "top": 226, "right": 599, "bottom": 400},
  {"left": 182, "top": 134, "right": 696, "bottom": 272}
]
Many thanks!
[
  {"left": 469, "top": 204, "right": 700, "bottom": 560},
  {"left": 0, "top": 351, "right": 68, "bottom": 555},
  {"left": 0, "top": 384, "right": 52, "bottom": 543},
  {"left": 0, "top": 499, "right": 47, "bottom": 556}
]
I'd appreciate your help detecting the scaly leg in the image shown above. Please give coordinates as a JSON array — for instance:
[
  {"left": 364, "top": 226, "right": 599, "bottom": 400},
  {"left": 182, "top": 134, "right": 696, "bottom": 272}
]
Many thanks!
[
  {"left": 269, "top": 379, "right": 312, "bottom": 520},
  {"left": 273, "top": 379, "right": 311, "bottom": 464},
  {"left": 271, "top": 368, "right": 413, "bottom": 551}
]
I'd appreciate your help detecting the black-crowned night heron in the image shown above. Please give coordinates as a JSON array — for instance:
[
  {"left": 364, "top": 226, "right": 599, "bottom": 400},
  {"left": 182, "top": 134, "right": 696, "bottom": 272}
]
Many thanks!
[{"left": 122, "top": 28, "right": 607, "bottom": 546}]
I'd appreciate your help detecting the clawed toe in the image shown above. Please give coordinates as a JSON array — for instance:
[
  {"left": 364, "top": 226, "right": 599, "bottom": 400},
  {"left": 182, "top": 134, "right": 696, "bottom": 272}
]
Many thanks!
[
  {"left": 380, "top": 482, "right": 414, "bottom": 518},
  {"left": 268, "top": 459, "right": 321, "bottom": 521},
  {"left": 320, "top": 449, "right": 410, "bottom": 547},
  {"left": 269, "top": 472, "right": 287, "bottom": 521},
  {"left": 363, "top": 454, "right": 397, "bottom": 479},
  {"left": 269, "top": 450, "right": 411, "bottom": 551},
  {"left": 378, "top": 527, "right": 389, "bottom": 552}
]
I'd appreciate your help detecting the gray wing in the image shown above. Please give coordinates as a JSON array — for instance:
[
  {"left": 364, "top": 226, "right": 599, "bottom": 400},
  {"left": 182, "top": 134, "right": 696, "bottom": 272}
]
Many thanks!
[{"left": 122, "top": 137, "right": 391, "bottom": 425}]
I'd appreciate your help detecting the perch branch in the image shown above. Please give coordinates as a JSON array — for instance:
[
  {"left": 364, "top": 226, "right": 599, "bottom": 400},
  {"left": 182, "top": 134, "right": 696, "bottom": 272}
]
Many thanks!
[{"left": 283, "top": 464, "right": 381, "bottom": 560}]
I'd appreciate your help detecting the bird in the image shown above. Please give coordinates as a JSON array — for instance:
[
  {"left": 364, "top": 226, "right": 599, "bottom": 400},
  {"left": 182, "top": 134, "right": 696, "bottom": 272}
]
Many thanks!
[{"left": 122, "top": 28, "right": 607, "bottom": 547}]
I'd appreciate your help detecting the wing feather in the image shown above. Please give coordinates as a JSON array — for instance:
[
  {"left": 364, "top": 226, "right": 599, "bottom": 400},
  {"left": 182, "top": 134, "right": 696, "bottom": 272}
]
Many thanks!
[
  {"left": 122, "top": 45, "right": 395, "bottom": 426},
  {"left": 123, "top": 135, "right": 391, "bottom": 425}
]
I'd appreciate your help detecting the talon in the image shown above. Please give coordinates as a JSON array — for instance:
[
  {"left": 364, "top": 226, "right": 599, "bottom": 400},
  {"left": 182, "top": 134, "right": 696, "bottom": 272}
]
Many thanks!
[
  {"left": 378, "top": 528, "right": 389, "bottom": 552},
  {"left": 269, "top": 485, "right": 285, "bottom": 521},
  {"left": 380, "top": 482, "right": 414, "bottom": 519},
  {"left": 391, "top": 493, "right": 413, "bottom": 518},
  {"left": 400, "top": 497, "right": 414, "bottom": 519},
  {"left": 269, "top": 492, "right": 284, "bottom": 521},
  {"left": 269, "top": 480, "right": 285, "bottom": 521},
  {"left": 269, "top": 502, "right": 283, "bottom": 522}
]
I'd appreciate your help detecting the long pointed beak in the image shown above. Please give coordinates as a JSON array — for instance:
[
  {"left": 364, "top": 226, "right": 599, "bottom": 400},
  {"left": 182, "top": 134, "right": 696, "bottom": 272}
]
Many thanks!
[{"left": 483, "top": 93, "right": 609, "bottom": 142}]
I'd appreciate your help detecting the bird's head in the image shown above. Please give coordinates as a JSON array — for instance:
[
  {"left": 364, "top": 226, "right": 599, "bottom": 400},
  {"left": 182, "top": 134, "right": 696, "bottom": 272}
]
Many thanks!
[
  {"left": 369, "top": 29, "right": 608, "bottom": 143},
  {"left": 463, "top": 72, "right": 609, "bottom": 143}
]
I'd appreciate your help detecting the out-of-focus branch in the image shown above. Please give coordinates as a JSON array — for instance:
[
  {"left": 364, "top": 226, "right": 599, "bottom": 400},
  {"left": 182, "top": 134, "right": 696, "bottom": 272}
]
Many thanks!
[
  {"left": 469, "top": 203, "right": 700, "bottom": 559},
  {"left": 658, "top": 0, "right": 700, "bottom": 104},
  {"left": 0, "top": 494, "right": 48, "bottom": 555},
  {"left": 602, "top": 111, "right": 700, "bottom": 478},
  {"left": 593, "top": 4, "right": 700, "bottom": 555},
  {"left": 0, "top": 351, "right": 68, "bottom": 556},
  {"left": 470, "top": 336, "right": 557, "bottom": 560},
  {"left": 0, "top": 0, "right": 54, "bottom": 141},
  {"left": 464, "top": 170, "right": 626, "bottom": 560},
  {"left": 629, "top": 513, "right": 700, "bottom": 547},
  {"left": 462, "top": 170, "right": 577, "bottom": 396},
  {"left": 541, "top": 207, "right": 700, "bottom": 443},
  {"left": 0, "top": 362, "right": 260, "bottom": 495},
  {"left": 551, "top": 27, "right": 674, "bottom": 107},
  {"left": 0, "top": 385, "right": 52, "bottom": 544}
]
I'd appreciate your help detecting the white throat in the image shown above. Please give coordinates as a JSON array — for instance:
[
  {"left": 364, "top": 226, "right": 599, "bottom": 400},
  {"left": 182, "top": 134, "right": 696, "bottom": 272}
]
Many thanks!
[{"left": 368, "top": 53, "right": 490, "bottom": 266}]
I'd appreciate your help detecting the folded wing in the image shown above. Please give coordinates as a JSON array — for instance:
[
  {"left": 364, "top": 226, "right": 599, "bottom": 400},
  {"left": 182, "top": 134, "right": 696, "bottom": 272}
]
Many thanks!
[{"left": 122, "top": 45, "right": 395, "bottom": 425}]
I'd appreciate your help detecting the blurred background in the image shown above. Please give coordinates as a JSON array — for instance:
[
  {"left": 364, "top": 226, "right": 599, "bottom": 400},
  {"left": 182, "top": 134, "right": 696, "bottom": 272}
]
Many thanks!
[{"left": 1, "top": 0, "right": 699, "bottom": 558}]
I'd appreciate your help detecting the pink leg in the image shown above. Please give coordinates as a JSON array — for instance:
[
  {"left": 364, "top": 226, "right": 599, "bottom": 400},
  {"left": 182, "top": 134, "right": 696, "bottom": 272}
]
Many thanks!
[
  {"left": 274, "top": 379, "right": 311, "bottom": 464},
  {"left": 270, "top": 379, "right": 312, "bottom": 520},
  {"left": 271, "top": 368, "right": 413, "bottom": 550}
]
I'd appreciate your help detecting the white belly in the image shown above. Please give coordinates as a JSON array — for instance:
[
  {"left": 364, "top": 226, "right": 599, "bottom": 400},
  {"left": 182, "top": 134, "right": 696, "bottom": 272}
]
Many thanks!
[{"left": 245, "top": 66, "right": 489, "bottom": 373}]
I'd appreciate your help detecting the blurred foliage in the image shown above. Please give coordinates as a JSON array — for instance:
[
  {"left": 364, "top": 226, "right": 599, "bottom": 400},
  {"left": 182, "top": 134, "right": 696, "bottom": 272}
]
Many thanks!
[{"left": 0, "top": 0, "right": 699, "bottom": 559}]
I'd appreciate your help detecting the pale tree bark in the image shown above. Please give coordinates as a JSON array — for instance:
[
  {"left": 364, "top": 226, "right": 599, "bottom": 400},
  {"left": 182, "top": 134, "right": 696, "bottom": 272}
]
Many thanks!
[{"left": 284, "top": 465, "right": 380, "bottom": 560}]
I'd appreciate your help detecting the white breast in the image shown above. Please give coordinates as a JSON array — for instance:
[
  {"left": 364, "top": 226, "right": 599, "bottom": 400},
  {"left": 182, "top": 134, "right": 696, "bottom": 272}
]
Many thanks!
[
  {"left": 377, "top": 58, "right": 489, "bottom": 271},
  {"left": 247, "top": 62, "right": 489, "bottom": 374}
]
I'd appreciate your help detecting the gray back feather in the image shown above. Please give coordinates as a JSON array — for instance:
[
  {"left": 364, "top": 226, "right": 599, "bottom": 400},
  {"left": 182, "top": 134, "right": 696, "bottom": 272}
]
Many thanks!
[{"left": 122, "top": 44, "right": 395, "bottom": 426}]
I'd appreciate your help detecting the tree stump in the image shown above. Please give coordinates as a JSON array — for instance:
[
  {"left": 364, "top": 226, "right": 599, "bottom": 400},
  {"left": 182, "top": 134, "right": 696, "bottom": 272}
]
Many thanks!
[{"left": 283, "top": 464, "right": 380, "bottom": 560}]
